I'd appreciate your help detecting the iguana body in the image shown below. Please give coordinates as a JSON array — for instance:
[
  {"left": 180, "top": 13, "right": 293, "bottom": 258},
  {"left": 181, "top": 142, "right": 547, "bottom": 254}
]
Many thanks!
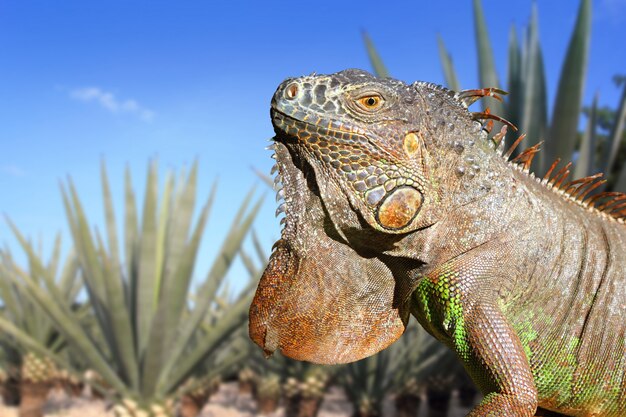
[{"left": 249, "top": 69, "right": 626, "bottom": 416}]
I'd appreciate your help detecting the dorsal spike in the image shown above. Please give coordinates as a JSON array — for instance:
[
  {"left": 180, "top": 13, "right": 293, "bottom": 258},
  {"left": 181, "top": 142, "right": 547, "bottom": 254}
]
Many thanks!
[
  {"left": 607, "top": 201, "right": 626, "bottom": 214},
  {"left": 504, "top": 134, "right": 527, "bottom": 159},
  {"left": 472, "top": 111, "right": 518, "bottom": 132},
  {"left": 457, "top": 87, "right": 508, "bottom": 107},
  {"left": 585, "top": 191, "right": 621, "bottom": 208},
  {"left": 491, "top": 125, "right": 508, "bottom": 147},
  {"left": 511, "top": 142, "right": 542, "bottom": 171},
  {"left": 562, "top": 173, "right": 602, "bottom": 195},
  {"left": 596, "top": 194, "right": 626, "bottom": 211},
  {"left": 577, "top": 179, "right": 606, "bottom": 202},
  {"left": 552, "top": 163, "right": 573, "bottom": 189},
  {"left": 554, "top": 170, "right": 571, "bottom": 189},
  {"left": 548, "top": 162, "right": 572, "bottom": 187},
  {"left": 543, "top": 159, "right": 561, "bottom": 182}
]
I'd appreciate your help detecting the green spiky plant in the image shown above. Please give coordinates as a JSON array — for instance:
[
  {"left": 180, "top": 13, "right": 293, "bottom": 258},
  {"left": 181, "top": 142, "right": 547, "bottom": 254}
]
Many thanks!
[
  {"left": 0, "top": 236, "right": 82, "bottom": 417},
  {"left": 339, "top": 323, "right": 446, "bottom": 417},
  {"left": 0, "top": 162, "right": 263, "bottom": 417},
  {"left": 365, "top": 0, "right": 626, "bottom": 189}
]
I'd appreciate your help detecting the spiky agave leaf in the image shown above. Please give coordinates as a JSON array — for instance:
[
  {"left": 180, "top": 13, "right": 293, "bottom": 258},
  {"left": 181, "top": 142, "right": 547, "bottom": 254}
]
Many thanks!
[
  {"left": 604, "top": 78, "right": 626, "bottom": 176},
  {"left": 361, "top": 31, "right": 390, "bottom": 79},
  {"left": 437, "top": 35, "right": 461, "bottom": 92},
  {"left": 517, "top": 4, "right": 548, "bottom": 168},
  {"left": 574, "top": 93, "right": 598, "bottom": 179},
  {"left": 472, "top": 0, "right": 506, "bottom": 118},
  {"left": 546, "top": 0, "right": 591, "bottom": 169}
]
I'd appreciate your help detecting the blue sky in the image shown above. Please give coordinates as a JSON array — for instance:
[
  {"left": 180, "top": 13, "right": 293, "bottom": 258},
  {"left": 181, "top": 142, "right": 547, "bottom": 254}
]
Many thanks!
[{"left": 1, "top": 0, "right": 625, "bottom": 291}]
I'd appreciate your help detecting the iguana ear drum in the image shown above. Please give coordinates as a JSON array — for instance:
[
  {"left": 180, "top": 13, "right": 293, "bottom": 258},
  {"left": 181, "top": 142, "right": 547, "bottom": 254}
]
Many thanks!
[{"left": 376, "top": 186, "right": 423, "bottom": 230}]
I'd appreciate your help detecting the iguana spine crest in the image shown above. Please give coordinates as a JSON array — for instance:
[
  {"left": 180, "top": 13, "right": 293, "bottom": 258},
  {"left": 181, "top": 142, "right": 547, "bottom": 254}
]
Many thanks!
[{"left": 467, "top": 94, "right": 626, "bottom": 224}]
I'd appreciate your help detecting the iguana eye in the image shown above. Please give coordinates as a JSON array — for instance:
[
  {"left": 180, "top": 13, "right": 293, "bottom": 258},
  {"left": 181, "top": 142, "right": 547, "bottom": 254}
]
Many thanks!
[{"left": 356, "top": 95, "right": 384, "bottom": 110}]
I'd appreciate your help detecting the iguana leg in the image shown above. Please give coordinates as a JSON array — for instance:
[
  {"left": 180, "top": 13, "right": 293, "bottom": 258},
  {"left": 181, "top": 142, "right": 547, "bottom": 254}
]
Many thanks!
[
  {"left": 412, "top": 261, "right": 538, "bottom": 417},
  {"left": 462, "top": 302, "right": 538, "bottom": 416}
]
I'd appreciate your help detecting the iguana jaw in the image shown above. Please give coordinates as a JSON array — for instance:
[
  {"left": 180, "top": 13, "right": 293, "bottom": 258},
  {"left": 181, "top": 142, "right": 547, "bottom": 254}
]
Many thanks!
[{"left": 248, "top": 140, "right": 410, "bottom": 364}]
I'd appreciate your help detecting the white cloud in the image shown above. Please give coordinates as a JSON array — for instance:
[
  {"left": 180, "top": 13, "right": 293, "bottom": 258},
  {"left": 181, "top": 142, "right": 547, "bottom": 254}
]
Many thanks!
[
  {"left": 70, "top": 87, "right": 155, "bottom": 121},
  {"left": 1, "top": 165, "right": 27, "bottom": 177}
]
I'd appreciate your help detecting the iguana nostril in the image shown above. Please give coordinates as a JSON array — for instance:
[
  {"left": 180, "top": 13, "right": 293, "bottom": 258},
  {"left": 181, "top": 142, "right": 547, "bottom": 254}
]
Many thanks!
[{"left": 285, "top": 83, "right": 299, "bottom": 100}]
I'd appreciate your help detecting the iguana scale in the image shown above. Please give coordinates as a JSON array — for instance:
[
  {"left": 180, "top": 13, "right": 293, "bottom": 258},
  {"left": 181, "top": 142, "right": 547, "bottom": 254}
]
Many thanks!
[{"left": 249, "top": 69, "right": 626, "bottom": 416}]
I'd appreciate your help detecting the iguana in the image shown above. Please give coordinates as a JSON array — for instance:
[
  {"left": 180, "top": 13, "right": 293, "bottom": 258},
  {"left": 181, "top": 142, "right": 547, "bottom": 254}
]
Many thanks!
[{"left": 248, "top": 69, "right": 626, "bottom": 416}]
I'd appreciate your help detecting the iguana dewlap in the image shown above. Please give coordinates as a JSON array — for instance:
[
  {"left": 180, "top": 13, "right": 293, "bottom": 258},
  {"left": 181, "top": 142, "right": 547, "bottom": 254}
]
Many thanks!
[{"left": 248, "top": 69, "right": 626, "bottom": 417}]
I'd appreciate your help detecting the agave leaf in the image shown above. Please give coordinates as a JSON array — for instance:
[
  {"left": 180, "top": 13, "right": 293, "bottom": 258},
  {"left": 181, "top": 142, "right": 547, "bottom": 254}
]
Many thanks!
[
  {"left": 124, "top": 167, "right": 138, "bottom": 298},
  {"left": 57, "top": 251, "right": 81, "bottom": 301},
  {"left": 505, "top": 25, "right": 524, "bottom": 152},
  {"left": 437, "top": 36, "right": 461, "bottom": 91},
  {"left": 251, "top": 230, "right": 268, "bottom": 267},
  {"left": 239, "top": 249, "right": 259, "bottom": 279},
  {"left": 192, "top": 187, "right": 259, "bottom": 304},
  {"left": 96, "top": 231, "right": 139, "bottom": 389},
  {"left": 604, "top": 80, "right": 626, "bottom": 175},
  {"left": 64, "top": 180, "right": 140, "bottom": 389},
  {"left": 136, "top": 163, "right": 159, "bottom": 355},
  {"left": 101, "top": 162, "right": 121, "bottom": 273},
  {"left": 472, "top": 0, "right": 505, "bottom": 117},
  {"left": 61, "top": 179, "right": 113, "bottom": 352},
  {"left": 519, "top": 5, "right": 548, "bottom": 169},
  {"left": 153, "top": 171, "right": 173, "bottom": 301},
  {"left": 253, "top": 166, "right": 274, "bottom": 189},
  {"left": 0, "top": 258, "right": 21, "bottom": 325},
  {"left": 141, "top": 185, "right": 213, "bottom": 396},
  {"left": 574, "top": 93, "right": 598, "bottom": 179},
  {"left": 362, "top": 31, "right": 390, "bottom": 78},
  {"left": 546, "top": 0, "right": 591, "bottom": 168},
  {"left": 156, "top": 193, "right": 263, "bottom": 392},
  {"left": 47, "top": 233, "right": 62, "bottom": 280},
  {"left": 62, "top": 182, "right": 104, "bottom": 301},
  {"left": 157, "top": 166, "right": 208, "bottom": 318},
  {"left": 162, "top": 289, "right": 253, "bottom": 394}
]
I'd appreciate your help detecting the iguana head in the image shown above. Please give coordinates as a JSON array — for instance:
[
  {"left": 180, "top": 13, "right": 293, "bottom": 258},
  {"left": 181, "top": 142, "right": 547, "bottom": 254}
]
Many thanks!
[{"left": 249, "top": 69, "right": 487, "bottom": 364}]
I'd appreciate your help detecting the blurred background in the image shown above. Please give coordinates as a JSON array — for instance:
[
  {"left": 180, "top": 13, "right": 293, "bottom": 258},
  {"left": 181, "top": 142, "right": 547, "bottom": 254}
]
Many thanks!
[{"left": 0, "top": 0, "right": 624, "bottom": 416}]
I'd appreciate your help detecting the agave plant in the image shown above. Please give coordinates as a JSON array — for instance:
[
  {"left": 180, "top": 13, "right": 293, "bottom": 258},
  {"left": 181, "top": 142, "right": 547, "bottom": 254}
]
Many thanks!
[
  {"left": 0, "top": 162, "right": 263, "bottom": 417},
  {"left": 365, "top": 0, "right": 626, "bottom": 186},
  {"left": 0, "top": 235, "right": 82, "bottom": 417},
  {"left": 338, "top": 322, "right": 446, "bottom": 417}
]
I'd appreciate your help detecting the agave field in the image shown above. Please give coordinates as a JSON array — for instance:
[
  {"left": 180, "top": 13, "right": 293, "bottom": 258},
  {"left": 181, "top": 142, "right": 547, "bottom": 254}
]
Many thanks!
[{"left": 1, "top": 0, "right": 624, "bottom": 416}]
